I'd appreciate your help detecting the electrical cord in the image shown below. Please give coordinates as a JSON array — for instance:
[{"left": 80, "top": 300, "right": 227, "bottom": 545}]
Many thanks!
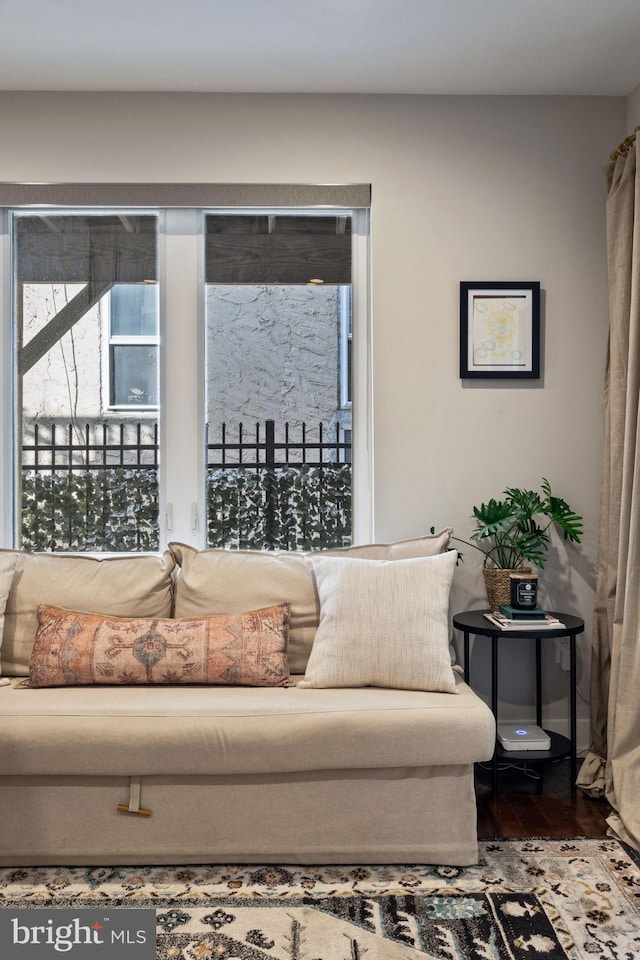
[{"left": 477, "top": 760, "right": 541, "bottom": 780}]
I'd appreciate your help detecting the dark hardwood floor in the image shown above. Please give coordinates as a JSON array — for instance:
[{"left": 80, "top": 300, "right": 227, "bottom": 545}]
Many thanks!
[{"left": 475, "top": 757, "right": 612, "bottom": 839}]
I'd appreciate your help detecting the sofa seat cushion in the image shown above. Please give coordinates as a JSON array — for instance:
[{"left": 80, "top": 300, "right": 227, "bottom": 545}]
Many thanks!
[{"left": 0, "top": 676, "right": 495, "bottom": 777}]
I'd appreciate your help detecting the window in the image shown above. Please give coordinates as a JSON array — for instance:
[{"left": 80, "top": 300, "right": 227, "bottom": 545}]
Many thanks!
[
  {"left": 0, "top": 184, "right": 371, "bottom": 552},
  {"left": 107, "top": 285, "right": 159, "bottom": 409},
  {"left": 12, "top": 213, "right": 160, "bottom": 552},
  {"left": 204, "top": 212, "right": 354, "bottom": 549}
]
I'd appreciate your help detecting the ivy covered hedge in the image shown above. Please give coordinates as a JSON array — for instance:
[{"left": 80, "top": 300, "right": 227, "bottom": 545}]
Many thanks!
[
  {"left": 21, "top": 464, "right": 352, "bottom": 552},
  {"left": 206, "top": 465, "right": 352, "bottom": 551},
  {"left": 21, "top": 469, "right": 160, "bottom": 552}
]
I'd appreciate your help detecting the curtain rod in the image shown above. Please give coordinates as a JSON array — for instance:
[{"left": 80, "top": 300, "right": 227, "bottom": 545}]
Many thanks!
[{"left": 610, "top": 125, "right": 640, "bottom": 162}]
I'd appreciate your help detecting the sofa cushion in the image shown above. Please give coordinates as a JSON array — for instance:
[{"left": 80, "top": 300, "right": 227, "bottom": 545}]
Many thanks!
[
  {"left": 27, "top": 603, "right": 291, "bottom": 688},
  {"left": 299, "top": 552, "right": 458, "bottom": 692},
  {"left": 0, "top": 676, "right": 495, "bottom": 777},
  {"left": 169, "top": 529, "right": 452, "bottom": 674},
  {"left": 0, "top": 550, "right": 175, "bottom": 677}
]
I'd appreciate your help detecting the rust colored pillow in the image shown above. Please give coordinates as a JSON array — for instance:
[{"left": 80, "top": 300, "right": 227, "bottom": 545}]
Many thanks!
[{"left": 27, "top": 603, "right": 291, "bottom": 687}]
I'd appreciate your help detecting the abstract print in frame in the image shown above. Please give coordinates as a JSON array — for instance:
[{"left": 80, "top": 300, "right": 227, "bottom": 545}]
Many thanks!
[{"left": 460, "top": 281, "right": 540, "bottom": 379}]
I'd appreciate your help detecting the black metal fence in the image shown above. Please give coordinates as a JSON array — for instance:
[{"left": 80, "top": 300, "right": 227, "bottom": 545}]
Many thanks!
[
  {"left": 21, "top": 420, "right": 352, "bottom": 551},
  {"left": 206, "top": 420, "right": 351, "bottom": 549},
  {"left": 21, "top": 422, "right": 159, "bottom": 552},
  {"left": 207, "top": 419, "right": 351, "bottom": 468}
]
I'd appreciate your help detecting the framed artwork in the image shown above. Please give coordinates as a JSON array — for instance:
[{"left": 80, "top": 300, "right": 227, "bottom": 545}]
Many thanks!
[{"left": 460, "top": 281, "right": 540, "bottom": 379}]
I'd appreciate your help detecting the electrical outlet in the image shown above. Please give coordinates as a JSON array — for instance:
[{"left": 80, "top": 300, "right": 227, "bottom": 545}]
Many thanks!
[{"left": 560, "top": 637, "right": 570, "bottom": 672}]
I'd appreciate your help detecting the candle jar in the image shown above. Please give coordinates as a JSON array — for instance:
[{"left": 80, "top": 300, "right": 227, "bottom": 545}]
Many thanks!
[{"left": 509, "top": 572, "right": 538, "bottom": 610}]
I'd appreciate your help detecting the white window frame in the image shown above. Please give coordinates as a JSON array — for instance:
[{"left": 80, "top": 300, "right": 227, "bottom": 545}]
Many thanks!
[
  {"left": 199, "top": 206, "right": 373, "bottom": 547},
  {"left": 350, "top": 207, "right": 373, "bottom": 545},
  {"left": 0, "top": 209, "right": 13, "bottom": 544},
  {"left": 160, "top": 208, "right": 205, "bottom": 546},
  {"left": 0, "top": 188, "right": 372, "bottom": 550}
]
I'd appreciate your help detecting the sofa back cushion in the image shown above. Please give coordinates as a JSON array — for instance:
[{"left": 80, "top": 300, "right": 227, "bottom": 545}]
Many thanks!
[
  {"left": 169, "top": 529, "right": 452, "bottom": 674},
  {"left": 0, "top": 550, "right": 175, "bottom": 677}
]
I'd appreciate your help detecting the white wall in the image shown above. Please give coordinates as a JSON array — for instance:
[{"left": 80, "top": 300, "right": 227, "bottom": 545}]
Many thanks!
[
  {"left": 0, "top": 91, "right": 626, "bottom": 743},
  {"left": 627, "top": 81, "right": 640, "bottom": 128}
]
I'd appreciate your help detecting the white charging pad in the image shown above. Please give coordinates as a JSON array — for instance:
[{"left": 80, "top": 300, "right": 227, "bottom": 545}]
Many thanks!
[{"left": 497, "top": 724, "right": 551, "bottom": 751}]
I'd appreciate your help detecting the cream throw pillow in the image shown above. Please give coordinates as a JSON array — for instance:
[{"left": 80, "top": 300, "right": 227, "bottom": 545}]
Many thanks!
[{"left": 299, "top": 551, "right": 458, "bottom": 692}]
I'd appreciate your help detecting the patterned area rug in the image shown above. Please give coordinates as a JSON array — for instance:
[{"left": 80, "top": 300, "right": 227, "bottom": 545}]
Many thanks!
[{"left": 1, "top": 838, "right": 639, "bottom": 959}]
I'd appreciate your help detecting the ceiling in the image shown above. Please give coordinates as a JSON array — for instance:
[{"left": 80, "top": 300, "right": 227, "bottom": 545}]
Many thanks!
[{"left": 1, "top": 0, "right": 640, "bottom": 97}]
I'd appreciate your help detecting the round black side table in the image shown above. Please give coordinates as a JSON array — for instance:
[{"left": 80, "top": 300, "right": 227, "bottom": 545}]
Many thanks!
[{"left": 452, "top": 609, "right": 585, "bottom": 796}]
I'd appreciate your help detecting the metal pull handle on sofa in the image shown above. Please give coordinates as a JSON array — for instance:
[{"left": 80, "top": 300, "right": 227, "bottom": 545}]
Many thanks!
[{"left": 117, "top": 776, "right": 152, "bottom": 817}]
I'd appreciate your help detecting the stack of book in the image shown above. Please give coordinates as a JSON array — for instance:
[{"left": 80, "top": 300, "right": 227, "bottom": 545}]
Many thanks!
[{"left": 484, "top": 605, "right": 566, "bottom": 630}]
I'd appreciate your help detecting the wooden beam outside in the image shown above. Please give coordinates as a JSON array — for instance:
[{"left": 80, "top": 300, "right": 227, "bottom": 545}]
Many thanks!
[
  {"left": 16, "top": 218, "right": 157, "bottom": 284},
  {"left": 206, "top": 234, "right": 351, "bottom": 285},
  {"left": 19, "top": 280, "right": 115, "bottom": 375}
]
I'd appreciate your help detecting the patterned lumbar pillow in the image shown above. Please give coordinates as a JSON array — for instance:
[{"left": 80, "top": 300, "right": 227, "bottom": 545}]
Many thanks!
[
  {"left": 299, "top": 552, "right": 458, "bottom": 692},
  {"left": 27, "top": 603, "right": 291, "bottom": 687}
]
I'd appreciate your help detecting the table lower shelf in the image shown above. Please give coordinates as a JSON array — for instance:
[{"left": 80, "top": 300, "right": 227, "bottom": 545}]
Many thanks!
[{"left": 495, "top": 730, "right": 570, "bottom": 764}]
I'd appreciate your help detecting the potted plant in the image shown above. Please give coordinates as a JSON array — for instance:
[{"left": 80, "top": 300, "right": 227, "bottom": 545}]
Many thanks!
[{"left": 453, "top": 478, "right": 584, "bottom": 609}]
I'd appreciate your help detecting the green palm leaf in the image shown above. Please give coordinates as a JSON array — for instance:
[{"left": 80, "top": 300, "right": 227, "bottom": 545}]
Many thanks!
[{"left": 448, "top": 477, "right": 584, "bottom": 570}]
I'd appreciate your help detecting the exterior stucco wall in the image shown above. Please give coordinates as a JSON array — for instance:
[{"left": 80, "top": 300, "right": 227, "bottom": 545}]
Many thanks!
[
  {"left": 21, "top": 282, "right": 350, "bottom": 441},
  {"left": 22, "top": 285, "right": 104, "bottom": 424},
  {"left": 206, "top": 284, "right": 348, "bottom": 436}
]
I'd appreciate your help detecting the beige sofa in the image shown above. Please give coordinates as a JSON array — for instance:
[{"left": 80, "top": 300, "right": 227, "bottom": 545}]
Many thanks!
[{"left": 0, "top": 532, "right": 495, "bottom": 867}]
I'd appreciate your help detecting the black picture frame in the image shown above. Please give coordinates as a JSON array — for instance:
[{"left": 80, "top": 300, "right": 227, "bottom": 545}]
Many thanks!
[{"left": 460, "top": 281, "right": 540, "bottom": 379}]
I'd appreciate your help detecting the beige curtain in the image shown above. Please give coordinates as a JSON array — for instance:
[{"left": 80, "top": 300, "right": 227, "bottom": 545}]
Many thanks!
[{"left": 576, "top": 140, "right": 640, "bottom": 852}]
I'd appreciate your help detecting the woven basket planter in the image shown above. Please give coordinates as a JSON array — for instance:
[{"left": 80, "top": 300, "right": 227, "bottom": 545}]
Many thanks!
[{"left": 482, "top": 557, "right": 531, "bottom": 611}]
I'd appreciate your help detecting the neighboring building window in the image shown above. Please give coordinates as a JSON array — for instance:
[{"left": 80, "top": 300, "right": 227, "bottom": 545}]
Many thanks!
[
  {"left": 108, "top": 284, "right": 159, "bottom": 409},
  {"left": 339, "top": 285, "right": 352, "bottom": 408}
]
